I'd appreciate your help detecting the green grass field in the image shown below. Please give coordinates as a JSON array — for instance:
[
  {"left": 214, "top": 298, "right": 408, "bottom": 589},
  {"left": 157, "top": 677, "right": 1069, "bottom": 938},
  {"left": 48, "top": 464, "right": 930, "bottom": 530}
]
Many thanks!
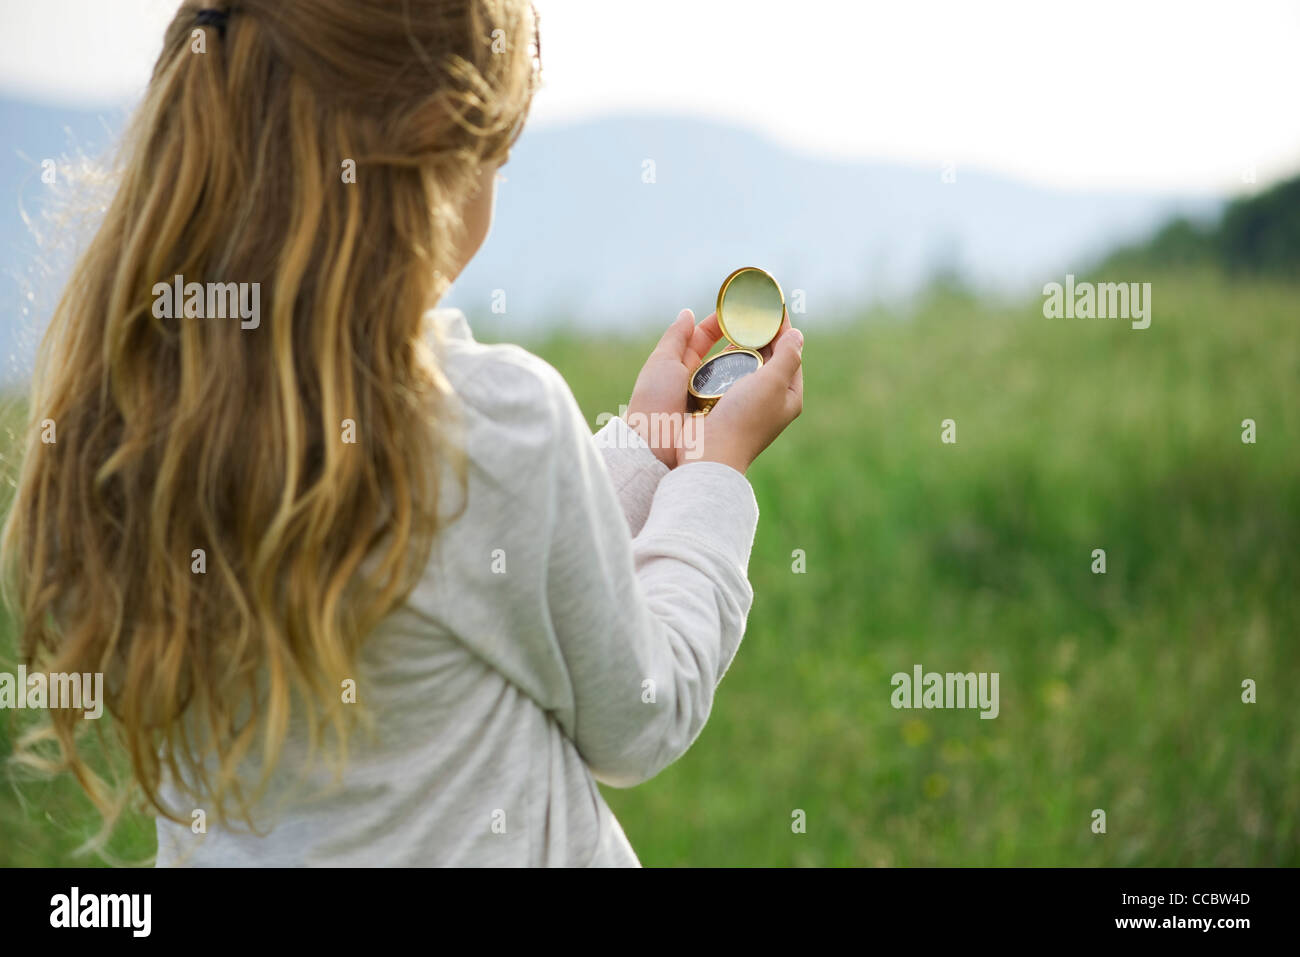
[{"left": 3, "top": 268, "right": 1297, "bottom": 865}]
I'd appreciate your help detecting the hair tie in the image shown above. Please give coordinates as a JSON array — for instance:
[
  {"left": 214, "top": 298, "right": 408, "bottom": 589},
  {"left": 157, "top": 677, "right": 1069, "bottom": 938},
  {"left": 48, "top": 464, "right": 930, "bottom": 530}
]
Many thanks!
[{"left": 194, "top": 8, "right": 231, "bottom": 37}]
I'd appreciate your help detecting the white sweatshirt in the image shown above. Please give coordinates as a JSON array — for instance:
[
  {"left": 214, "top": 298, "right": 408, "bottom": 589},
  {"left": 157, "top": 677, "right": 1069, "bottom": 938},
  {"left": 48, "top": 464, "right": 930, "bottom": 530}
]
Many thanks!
[{"left": 155, "top": 307, "right": 759, "bottom": 867}]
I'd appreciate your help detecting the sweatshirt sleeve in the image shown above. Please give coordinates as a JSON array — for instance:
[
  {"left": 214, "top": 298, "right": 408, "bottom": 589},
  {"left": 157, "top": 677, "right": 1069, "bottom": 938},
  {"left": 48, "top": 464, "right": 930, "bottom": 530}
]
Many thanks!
[
  {"left": 541, "top": 375, "right": 759, "bottom": 788},
  {"left": 592, "top": 416, "right": 669, "bottom": 537}
]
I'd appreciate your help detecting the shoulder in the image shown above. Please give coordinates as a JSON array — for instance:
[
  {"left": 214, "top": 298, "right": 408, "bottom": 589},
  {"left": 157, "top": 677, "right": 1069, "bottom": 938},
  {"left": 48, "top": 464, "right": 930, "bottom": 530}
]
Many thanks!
[{"left": 428, "top": 311, "right": 591, "bottom": 461}]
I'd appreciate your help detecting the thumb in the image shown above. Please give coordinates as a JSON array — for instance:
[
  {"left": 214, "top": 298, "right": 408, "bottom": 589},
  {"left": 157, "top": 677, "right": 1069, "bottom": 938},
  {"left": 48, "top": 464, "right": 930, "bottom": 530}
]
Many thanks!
[
  {"left": 653, "top": 308, "right": 695, "bottom": 355},
  {"left": 760, "top": 327, "right": 803, "bottom": 385}
]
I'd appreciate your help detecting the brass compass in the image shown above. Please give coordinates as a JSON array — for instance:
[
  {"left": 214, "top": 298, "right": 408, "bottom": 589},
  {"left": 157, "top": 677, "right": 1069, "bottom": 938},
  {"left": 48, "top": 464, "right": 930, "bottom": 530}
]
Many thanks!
[{"left": 687, "top": 266, "right": 786, "bottom": 414}]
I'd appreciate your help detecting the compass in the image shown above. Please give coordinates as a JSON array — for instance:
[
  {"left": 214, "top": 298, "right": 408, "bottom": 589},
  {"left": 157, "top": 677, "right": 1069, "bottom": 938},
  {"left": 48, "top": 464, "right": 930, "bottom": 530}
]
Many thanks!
[{"left": 687, "top": 266, "right": 786, "bottom": 414}]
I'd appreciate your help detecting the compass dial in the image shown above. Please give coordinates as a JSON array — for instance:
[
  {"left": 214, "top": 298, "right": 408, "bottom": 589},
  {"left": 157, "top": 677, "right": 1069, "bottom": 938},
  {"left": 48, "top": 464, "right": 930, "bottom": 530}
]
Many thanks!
[{"left": 690, "top": 349, "right": 761, "bottom": 399}]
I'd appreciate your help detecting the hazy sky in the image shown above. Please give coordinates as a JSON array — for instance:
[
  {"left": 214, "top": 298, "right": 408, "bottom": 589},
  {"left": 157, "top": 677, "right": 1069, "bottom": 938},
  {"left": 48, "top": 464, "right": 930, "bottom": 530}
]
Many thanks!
[{"left": 2, "top": 0, "right": 1297, "bottom": 192}]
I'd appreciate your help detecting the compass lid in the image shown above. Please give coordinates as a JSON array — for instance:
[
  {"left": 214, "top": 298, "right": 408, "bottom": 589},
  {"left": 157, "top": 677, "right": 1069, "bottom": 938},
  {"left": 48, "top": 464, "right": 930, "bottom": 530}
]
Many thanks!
[{"left": 716, "top": 266, "right": 785, "bottom": 351}]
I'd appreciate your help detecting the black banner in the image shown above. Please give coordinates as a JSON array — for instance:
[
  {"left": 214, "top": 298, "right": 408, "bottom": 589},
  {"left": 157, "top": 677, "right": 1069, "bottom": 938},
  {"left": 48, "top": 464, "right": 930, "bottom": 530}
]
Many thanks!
[{"left": 0, "top": 866, "right": 1282, "bottom": 943}]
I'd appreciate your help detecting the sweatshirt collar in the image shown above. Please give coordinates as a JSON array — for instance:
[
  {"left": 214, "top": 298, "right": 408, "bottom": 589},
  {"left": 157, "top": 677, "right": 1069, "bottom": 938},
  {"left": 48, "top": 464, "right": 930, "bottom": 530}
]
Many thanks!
[{"left": 429, "top": 307, "right": 473, "bottom": 342}]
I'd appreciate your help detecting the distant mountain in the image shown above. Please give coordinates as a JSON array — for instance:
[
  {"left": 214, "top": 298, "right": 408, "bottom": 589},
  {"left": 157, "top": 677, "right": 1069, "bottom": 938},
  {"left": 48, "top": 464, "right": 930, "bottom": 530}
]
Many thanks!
[
  {"left": 1100, "top": 173, "right": 1300, "bottom": 277},
  {"left": 0, "top": 95, "right": 1223, "bottom": 382},
  {"left": 446, "top": 113, "right": 1222, "bottom": 331}
]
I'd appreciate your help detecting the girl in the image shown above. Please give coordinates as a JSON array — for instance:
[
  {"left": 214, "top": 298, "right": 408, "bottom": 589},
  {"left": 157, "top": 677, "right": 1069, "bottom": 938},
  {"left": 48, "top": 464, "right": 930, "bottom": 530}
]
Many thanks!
[{"left": 3, "top": 0, "right": 803, "bottom": 866}]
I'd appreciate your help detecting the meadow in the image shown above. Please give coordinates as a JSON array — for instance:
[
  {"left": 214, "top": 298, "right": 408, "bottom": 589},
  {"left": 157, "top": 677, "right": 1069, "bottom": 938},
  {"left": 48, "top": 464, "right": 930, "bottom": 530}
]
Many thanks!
[{"left": 2, "top": 268, "right": 1297, "bottom": 865}]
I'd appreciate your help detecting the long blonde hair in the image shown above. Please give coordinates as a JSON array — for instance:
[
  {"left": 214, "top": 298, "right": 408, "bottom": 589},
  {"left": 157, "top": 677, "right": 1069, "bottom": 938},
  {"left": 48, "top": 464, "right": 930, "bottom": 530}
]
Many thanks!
[{"left": 2, "top": 0, "right": 539, "bottom": 847}]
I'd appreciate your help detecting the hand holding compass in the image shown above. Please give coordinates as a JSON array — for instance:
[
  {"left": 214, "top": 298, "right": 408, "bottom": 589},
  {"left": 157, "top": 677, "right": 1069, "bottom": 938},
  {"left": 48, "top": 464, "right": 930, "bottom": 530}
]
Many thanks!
[
  {"left": 626, "top": 266, "right": 803, "bottom": 473},
  {"left": 683, "top": 317, "right": 803, "bottom": 473}
]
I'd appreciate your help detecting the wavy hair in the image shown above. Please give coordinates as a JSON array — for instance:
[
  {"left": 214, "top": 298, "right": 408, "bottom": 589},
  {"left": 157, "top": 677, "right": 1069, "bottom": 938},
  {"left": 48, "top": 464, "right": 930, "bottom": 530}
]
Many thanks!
[{"left": 1, "top": 0, "right": 539, "bottom": 849}]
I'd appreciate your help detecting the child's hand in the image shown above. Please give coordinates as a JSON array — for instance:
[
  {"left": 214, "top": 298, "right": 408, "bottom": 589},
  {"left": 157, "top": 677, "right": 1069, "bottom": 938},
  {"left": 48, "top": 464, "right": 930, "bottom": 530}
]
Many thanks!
[
  {"left": 626, "top": 308, "right": 724, "bottom": 469},
  {"left": 687, "top": 322, "right": 804, "bottom": 474}
]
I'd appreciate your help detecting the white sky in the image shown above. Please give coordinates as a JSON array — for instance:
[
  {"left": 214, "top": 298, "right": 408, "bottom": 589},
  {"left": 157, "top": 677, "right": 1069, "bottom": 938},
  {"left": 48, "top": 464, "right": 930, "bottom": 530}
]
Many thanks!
[{"left": 2, "top": 0, "right": 1297, "bottom": 192}]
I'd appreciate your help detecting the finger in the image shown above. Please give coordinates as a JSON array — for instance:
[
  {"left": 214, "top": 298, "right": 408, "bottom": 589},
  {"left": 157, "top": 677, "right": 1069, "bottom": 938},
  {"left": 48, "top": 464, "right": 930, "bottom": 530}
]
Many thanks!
[
  {"left": 685, "top": 312, "right": 723, "bottom": 366},
  {"left": 653, "top": 308, "right": 696, "bottom": 356},
  {"left": 785, "top": 360, "right": 804, "bottom": 418},
  {"left": 761, "top": 326, "right": 803, "bottom": 385}
]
